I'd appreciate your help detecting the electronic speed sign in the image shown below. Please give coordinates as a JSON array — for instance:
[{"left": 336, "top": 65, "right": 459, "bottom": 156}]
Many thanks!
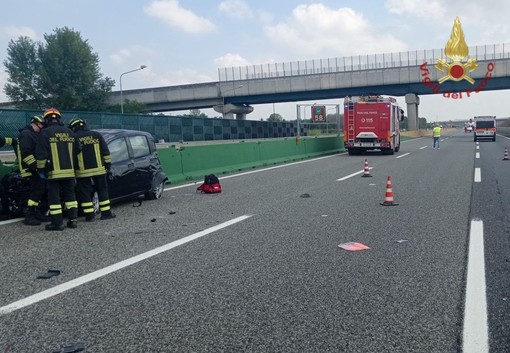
[{"left": 311, "top": 105, "right": 326, "bottom": 122}]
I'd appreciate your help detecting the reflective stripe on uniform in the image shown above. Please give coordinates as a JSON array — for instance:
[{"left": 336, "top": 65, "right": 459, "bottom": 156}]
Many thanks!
[{"left": 49, "top": 204, "right": 62, "bottom": 215}]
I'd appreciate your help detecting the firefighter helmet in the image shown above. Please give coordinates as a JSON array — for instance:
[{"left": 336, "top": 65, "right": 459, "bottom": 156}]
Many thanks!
[
  {"left": 31, "top": 115, "right": 44, "bottom": 124},
  {"left": 43, "top": 108, "right": 62, "bottom": 121},
  {"left": 68, "top": 118, "right": 86, "bottom": 130}
]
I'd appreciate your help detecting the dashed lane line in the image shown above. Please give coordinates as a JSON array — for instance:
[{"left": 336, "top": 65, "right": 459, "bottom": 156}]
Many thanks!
[
  {"left": 0, "top": 214, "right": 252, "bottom": 316},
  {"left": 474, "top": 168, "right": 481, "bottom": 182},
  {"left": 336, "top": 168, "right": 372, "bottom": 181},
  {"left": 396, "top": 153, "right": 410, "bottom": 159},
  {"left": 463, "top": 219, "right": 489, "bottom": 353}
]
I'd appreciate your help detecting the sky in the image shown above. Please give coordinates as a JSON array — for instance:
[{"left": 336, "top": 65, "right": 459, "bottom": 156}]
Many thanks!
[{"left": 1, "top": 0, "right": 510, "bottom": 122}]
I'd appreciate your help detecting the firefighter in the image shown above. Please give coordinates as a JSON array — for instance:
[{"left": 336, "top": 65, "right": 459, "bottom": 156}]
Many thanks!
[
  {"left": 68, "top": 118, "right": 115, "bottom": 221},
  {"left": 16, "top": 116, "right": 48, "bottom": 225},
  {"left": 0, "top": 137, "right": 14, "bottom": 220},
  {"left": 35, "top": 108, "right": 81, "bottom": 231},
  {"left": 0, "top": 136, "right": 18, "bottom": 150}
]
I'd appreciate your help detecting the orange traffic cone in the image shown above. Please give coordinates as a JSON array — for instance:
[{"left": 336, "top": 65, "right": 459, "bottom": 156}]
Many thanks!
[
  {"left": 503, "top": 148, "right": 509, "bottom": 161},
  {"left": 361, "top": 159, "right": 372, "bottom": 177},
  {"left": 380, "top": 176, "right": 399, "bottom": 206}
]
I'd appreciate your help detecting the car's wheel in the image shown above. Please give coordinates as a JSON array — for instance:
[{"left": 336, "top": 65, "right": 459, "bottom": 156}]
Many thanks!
[{"left": 145, "top": 180, "right": 165, "bottom": 200}]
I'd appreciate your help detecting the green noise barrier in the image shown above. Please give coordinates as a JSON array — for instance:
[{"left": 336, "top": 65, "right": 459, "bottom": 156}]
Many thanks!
[{"left": 157, "top": 135, "right": 344, "bottom": 185}]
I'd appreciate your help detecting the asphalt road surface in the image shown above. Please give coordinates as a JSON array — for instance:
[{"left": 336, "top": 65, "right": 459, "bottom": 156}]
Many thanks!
[{"left": 0, "top": 129, "right": 508, "bottom": 353}]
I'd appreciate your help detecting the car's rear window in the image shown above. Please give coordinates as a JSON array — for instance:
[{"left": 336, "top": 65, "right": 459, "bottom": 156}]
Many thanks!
[
  {"left": 129, "top": 135, "right": 150, "bottom": 158},
  {"left": 109, "top": 138, "right": 130, "bottom": 163}
]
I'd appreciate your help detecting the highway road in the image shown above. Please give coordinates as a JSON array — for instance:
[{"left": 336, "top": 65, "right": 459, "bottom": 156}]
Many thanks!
[{"left": 0, "top": 130, "right": 508, "bottom": 352}]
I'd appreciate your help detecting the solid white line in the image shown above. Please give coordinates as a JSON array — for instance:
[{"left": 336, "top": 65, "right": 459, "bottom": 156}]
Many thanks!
[
  {"left": 476, "top": 152, "right": 480, "bottom": 159},
  {"left": 463, "top": 219, "right": 489, "bottom": 353},
  {"left": 396, "top": 153, "right": 410, "bottom": 159},
  {"left": 474, "top": 168, "right": 481, "bottom": 182},
  {"left": 0, "top": 215, "right": 252, "bottom": 316},
  {"left": 337, "top": 168, "right": 371, "bottom": 181}
]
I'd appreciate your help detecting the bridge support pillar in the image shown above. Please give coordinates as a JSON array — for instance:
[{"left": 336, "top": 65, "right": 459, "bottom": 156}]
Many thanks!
[
  {"left": 405, "top": 93, "right": 420, "bottom": 131},
  {"left": 213, "top": 103, "right": 254, "bottom": 120}
]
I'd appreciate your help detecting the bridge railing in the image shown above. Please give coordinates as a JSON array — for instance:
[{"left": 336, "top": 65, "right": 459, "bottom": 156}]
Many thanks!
[{"left": 218, "top": 43, "right": 510, "bottom": 81}]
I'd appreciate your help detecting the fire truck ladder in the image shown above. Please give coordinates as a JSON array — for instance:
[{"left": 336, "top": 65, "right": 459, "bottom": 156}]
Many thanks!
[{"left": 347, "top": 101, "right": 355, "bottom": 141}]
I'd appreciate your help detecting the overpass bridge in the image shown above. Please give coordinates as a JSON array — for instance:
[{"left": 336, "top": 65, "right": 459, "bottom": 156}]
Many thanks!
[
  {"left": 110, "top": 43, "right": 510, "bottom": 129},
  {"left": 1, "top": 43, "right": 509, "bottom": 130}
]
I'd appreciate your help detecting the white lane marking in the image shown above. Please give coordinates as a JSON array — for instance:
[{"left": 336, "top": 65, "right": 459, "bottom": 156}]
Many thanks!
[
  {"left": 0, "top": 215, "right": 252, "bottom": 316},
  {"left": 164, "top": 154, "right": 343, "bottom": 191},
  {"left": 476, "top": 152, "right": 480, "bottom": 159},
  {"left": 419, "top": 146, "right": 428, "bottom": 150},
  {"left": 476, "top": 145, "right": 480, "bottom": 150},
  {"left": 337, "top": 168, "right": 372, "bottom": 181},
  {"left": 474, "top": 168, "right": 481, "bottom": 182},
  {"left": 0, "top": 217, "right": 23, "bottom": 225},
  {"left": 463, "top": 219, "right": 489, "bottom": 353},
  {"left": 396, "top": 153, "right": 410, "bottom": 159}
]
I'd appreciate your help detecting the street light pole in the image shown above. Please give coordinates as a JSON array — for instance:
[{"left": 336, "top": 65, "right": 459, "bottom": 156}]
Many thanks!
[{"left": 120, "top": 65, "right": 147, "bottom": 114}]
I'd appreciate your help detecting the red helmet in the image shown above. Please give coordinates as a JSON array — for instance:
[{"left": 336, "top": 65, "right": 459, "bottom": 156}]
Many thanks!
[{"left": 43, "top": 108, "right": 62, "bottom": 121}]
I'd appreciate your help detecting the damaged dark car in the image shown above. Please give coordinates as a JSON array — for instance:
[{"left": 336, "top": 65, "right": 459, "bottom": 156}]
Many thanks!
[{"left": 0, "top": 129, "right": 168, "bottom": 218}]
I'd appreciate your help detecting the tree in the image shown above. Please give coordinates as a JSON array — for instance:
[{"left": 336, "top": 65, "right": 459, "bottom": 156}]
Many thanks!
[
  {"left": 3, "top": 37, "right": 43, "bottom": 109},
  {"left": 3, "top": 27, "right": 114, "bottom": 111},
  {"left": 107, "top": 99, "right": 147, "bottom": 114},
  {"left": 267, "top": 113, "right": 284, "bottom": 122},
  {"left": 188, "top": 109, "right": 207, "bottom": 118}
]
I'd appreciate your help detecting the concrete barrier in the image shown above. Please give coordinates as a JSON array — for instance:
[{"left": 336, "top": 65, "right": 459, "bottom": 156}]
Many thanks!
[{"left": 157, "top": 135, "right": 344, "bottom": 184}]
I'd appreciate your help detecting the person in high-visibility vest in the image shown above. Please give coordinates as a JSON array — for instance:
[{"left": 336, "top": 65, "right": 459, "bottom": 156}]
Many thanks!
[{"left": 432, "top": 123, "right": 442, "bottom": 149}]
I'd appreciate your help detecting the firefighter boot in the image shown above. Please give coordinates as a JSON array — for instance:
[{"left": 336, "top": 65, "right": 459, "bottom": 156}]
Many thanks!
[
  {"left": 45, "top": 214, "right": 65, "bottom": 231},
  {"left": 100, "top": 209, "right": 116, "bottom": 220},
  {"left": 23, "top": 207, "right": 41, "bottom": 226},
  {"left": 35, "top": 208, "right": 51, "bottom": 222},
  {"left": 67, "top": 208, "right": 78, "bottom": 229},
  {"left": 85, "top": 213, "right": 96, "bottom": 222}
]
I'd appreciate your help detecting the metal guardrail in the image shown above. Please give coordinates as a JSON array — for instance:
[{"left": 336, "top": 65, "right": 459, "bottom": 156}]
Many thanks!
[{"left": 219, "top": 43, "right": 510, "bottom": 81}]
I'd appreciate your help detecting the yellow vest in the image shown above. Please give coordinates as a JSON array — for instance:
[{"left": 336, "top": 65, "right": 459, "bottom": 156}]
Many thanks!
[{"left": 433, "top": 126, "right": 441, "bottom": 137}]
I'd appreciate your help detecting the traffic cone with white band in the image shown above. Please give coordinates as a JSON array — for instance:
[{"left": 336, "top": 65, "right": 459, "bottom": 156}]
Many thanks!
[
  {"left": 361, "top": 159, "right": 372, "bottom": 177},
  {"left": 380, "top": 176, "right": 399, "bottom": 206},
  {"left": 503, "top": 148, "right": 509, "bottom": 161}
]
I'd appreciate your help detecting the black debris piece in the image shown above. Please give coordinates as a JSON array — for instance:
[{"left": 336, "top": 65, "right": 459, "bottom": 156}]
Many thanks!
[
  {"left": 52, "top": 342, "right": 85, "bottom": 353},
  {"left": 300, "top": 193, "right": 311, "bottom": 198},
  {"left": 133, "top": 200, "right": 142, "bottom": 207},
  {"left": 36, "top": 270, "right": 61, "bottom": 279},
  {"left": 169, "top": 211, "right": 176, "bottom": 215},
  {"left": 150, "top": 218, "right": 156, "bottom": 222}
]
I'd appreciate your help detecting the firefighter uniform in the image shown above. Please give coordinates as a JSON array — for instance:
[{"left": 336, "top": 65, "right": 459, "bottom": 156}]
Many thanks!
[
  {"left": 36, "top": 108, "right": 81, "bottom": 231},
  {"left": 68, "top": 118, "right": 115, "bottom": 221},
  {"left": 0, "top": 136, "right": 17, "bottom": 150},
  {"left": 17, "top": 116, "right": 48, "bottom": 225}
]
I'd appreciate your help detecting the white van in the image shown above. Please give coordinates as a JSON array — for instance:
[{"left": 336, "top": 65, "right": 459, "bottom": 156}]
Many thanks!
[{"left": 473, "top": 116, "right": 496, "bottom": 142}]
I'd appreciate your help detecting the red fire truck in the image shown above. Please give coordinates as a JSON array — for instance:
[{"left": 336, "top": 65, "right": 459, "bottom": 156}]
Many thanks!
[{"left": 343, "top": 95, "right": 405, "bottom": 155}]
